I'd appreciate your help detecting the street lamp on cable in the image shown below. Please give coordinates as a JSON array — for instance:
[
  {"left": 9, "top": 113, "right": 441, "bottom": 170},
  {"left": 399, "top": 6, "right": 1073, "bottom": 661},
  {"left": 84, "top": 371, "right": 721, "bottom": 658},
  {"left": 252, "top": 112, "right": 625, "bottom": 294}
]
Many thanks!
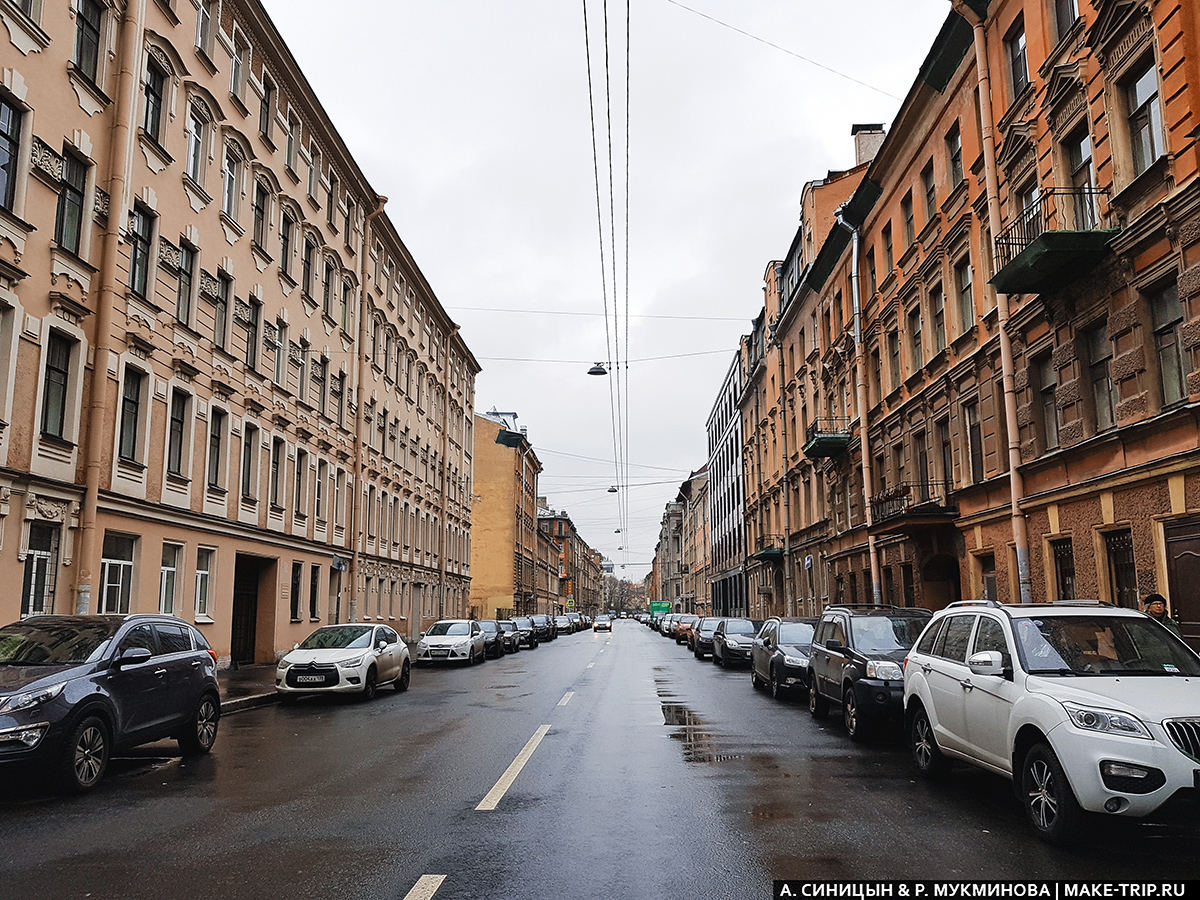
[
  {"left": 588, "top": 362, "right": 609, "bottom": 376},
  {"left": 608, "top": 485, "right": 618, "bottom": 493}
]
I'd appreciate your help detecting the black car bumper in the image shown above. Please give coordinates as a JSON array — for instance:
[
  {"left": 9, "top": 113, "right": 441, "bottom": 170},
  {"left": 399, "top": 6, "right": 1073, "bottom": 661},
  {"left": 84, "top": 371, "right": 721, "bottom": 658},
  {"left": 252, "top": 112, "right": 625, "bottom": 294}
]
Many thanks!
[
  {"left": 851, "top": 678, "right": 904, "bottom": 722},
  {"left": 720, "top": 644, "right": 752, "bottom": 664}
]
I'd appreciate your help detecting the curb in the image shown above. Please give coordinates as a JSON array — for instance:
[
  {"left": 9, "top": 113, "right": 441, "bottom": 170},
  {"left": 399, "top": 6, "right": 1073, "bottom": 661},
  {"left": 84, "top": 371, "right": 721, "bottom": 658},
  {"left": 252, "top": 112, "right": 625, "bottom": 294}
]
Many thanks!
[{"left": 221, "top": 691, "right": 283, "bottom": 714}]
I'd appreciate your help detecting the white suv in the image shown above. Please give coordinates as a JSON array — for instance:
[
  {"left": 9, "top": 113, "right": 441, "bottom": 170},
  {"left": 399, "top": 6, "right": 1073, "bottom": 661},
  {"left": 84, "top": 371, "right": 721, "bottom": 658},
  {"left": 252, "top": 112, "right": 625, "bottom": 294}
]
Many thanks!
[{"left": 903, "top": 601, "right": 1200, "bottom": 844}]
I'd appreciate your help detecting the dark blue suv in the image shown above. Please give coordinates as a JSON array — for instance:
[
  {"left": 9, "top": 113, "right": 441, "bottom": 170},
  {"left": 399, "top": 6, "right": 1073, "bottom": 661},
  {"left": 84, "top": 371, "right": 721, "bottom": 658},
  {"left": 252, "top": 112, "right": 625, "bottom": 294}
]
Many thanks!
[{"left": 0, "top": 615, "right": 221, "bottom": 792}]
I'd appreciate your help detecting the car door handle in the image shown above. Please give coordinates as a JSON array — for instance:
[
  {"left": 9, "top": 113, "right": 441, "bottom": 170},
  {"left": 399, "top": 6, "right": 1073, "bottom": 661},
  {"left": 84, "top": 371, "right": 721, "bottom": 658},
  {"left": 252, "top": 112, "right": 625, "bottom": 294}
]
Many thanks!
[
  {"left": 921, "top": 663, "right": 932, "bottom": 674},
  {"left": 154, "top": 668, "right": 168, "bottom": 677},
  {"left": 191, "top": 660, "right": 202, "bottom": 667},
  {"left": 961, "top": 679, "right": 974, "bottom": 692}
]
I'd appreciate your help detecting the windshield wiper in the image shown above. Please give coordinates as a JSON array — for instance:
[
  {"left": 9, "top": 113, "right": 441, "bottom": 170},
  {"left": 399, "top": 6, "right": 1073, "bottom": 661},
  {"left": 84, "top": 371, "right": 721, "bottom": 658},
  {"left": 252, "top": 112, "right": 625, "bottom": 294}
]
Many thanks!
[{"left": 1027, "top": 667, "right": 1096, "bottom": 676}]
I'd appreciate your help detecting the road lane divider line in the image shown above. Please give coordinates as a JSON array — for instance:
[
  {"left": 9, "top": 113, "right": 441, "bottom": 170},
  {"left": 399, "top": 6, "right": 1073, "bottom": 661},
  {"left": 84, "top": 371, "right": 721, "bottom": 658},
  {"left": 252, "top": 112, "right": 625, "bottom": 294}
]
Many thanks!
[
  {"left": 401, "top": 875, "right": 446, "bottom": 900},
  {"left": 587, "top": 663, "right": 594, "bottom": 669},
  {"left": 476, "top": 724, "right": 552, "bottom": 811},
  {"left": 557, "top": 691, "right": 574, "bottom": 706}
]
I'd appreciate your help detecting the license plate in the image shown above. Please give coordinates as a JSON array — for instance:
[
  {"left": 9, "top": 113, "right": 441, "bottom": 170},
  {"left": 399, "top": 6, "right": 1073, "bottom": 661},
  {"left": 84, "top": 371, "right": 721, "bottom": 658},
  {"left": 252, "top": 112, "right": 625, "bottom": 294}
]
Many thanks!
[
  {"left": 296, "top": 675, "right": 325, "bottom": 683},
  {"left": 432, "top": 649, "right": 449, "bottom": 656}
]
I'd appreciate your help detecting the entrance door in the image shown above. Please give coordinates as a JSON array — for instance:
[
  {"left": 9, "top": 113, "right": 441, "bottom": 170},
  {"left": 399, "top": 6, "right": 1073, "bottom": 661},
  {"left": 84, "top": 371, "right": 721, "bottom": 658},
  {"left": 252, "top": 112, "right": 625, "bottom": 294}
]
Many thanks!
[
  {"left": 1165, "top": 518, "right": 1200, "bottom": 650},
  {"left": 231, "top": 556, "right": 260, "bottom": 664}
]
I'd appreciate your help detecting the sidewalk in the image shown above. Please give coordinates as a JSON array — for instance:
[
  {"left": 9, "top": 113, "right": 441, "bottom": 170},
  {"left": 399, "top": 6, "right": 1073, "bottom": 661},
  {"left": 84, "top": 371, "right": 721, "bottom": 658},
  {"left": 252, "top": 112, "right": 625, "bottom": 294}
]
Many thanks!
[{"left": 218, "top": 664, "right": 282, "bottom": 713}]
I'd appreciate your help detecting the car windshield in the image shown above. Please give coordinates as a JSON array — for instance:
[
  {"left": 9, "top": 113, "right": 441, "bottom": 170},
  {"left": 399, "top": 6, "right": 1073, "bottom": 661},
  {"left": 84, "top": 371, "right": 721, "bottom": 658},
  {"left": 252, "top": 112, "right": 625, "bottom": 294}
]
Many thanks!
[
  {"left": 699, "top": 618, "right": 721, "bottom": 632},
  {"left": 597, "top": 616, "right": 610, "bottom": 622},
  {"left": 1015, "top": 615, "right": 1200, "bottom": 676},
  {"left": 851, "top": 615, "right": 929, "bottom": 653},
  {"left": 513, "top": 618, "right": 532, "bottom": 628},
  {"left": 428, "top": 622, "right": 470, "bottom": 636},
  {"left": 498, "top": 622, "right": 515, "bottom": 632},
  {"left": 0, "top": 620, "right": 118, "bottom": 665},
  {"left": 724, "top": 619, "right": 757, "bottom": 635},
  {"left": 479, "top": 621, "right": 498, "bottom": 633},
  {"left": 298, "top": 626, "right": 373, "bottom": 650},
  {"left": 778, "top": 622, "right": 815, "bottom": 646}
]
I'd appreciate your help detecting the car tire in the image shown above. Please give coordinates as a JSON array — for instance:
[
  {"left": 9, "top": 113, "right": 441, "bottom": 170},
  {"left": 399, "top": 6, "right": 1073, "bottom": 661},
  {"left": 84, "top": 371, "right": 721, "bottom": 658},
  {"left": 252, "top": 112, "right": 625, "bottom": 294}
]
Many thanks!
[
  {"left": 61, "top": 715, "right": 110, "bottom": 794},
  {"left": 843, "top": 686, "right": 873, "bottom": 741},
  {"left": 715, "top": 648, "right": 725, "bottom": 667},
  {"left": 361, "top": 666, "right": 378, "bottom": 701},
  {"left": 396, "top": 660, "right": 411, "bottom": 692},
  {"left": 770, "top": 666, "right": 786, "bottom": 701},
  {"left": 909, "top": 706, "right": 951, "bottom": 778},
  {"left": 1021, "top": 743, "right": 1084, "bottom": 845},
  {"left": 178, "top": 692, "right": 220, "bottom": 755},
  {"left": 751, "top": 666, "right": 763, "bottom": 689},
  {"left": 809, "top": 681, "right": 829, "bottom": 719}
]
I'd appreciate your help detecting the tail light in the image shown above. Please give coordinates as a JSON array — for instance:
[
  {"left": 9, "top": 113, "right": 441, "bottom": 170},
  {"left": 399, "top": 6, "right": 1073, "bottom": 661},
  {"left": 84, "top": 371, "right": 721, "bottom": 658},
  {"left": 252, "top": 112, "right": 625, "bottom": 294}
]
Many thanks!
[
  {"left": 207, "top": 649, "right": 219, "bottom": 665},
  {"left": 903, "top": 655, "right": 909, "bottom": 671}
]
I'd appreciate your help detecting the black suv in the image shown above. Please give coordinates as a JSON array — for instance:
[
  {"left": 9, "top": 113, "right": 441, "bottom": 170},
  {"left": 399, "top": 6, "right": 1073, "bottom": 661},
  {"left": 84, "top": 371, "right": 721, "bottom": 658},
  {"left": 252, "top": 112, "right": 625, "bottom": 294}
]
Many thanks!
[
  {"left": 530, "top": 615, "right": 556, "bottom": 642},
  {"left": 750, "top": 616, "right": 818, "bottom": 700},
  {"left": 0, "top": 615, "right": 220, "bottom": 792},
  {"left": 807, "top": 605, "right": 931, "bottom": 741}
]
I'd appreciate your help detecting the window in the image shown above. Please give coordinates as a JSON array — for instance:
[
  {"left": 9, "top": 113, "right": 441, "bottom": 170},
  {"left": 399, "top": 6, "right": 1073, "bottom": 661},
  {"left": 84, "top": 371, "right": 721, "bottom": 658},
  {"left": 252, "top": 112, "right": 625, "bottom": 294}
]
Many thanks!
[
  {"left": 309, "top": 565, "right": 320, "bottom": 619},
  {"left": 285, "top": 116, "right": 299, "bottom": 170},
  {"left": 315, "top": 460, "right": 327, "bottom": 520},
  {"left": 54, "top": 151, "right": 87, "bottom": 256},
  {"left": 323, "top": 260, "right": 334, "bottom": 317},
  {"left": 241, "top": 423, "right": 258, "bottom": 498},
  {"left": 1151, "top": 283, "right": 1190, "bottom": 406},
  {"left": 270, "top": 437, "right": 284, "bottom": 507},
  {"left": 100, "top": 534, "right": 135, "bottom": 615},
  {"left": 119, "top": 367, "right": 144, "bottom": 461},
  {"left": 41, "top": 332, "right": 73, "bottom": 439},
  {"left": 1065, "top": 126, "right": 1097, "bottom": 229},
  {"left": 1126, "top": 58, "right": 1164, "bottom": 178},
  {"left": 185, "top": 108, "right": 205, "bottom": 183},
  {"left": 129, "top": 206, "right": 154, "bottom": 298},
  {"left": 887, "top": 330, "right": 901, "bottom": 391},
  {"left": 1006, "top": 19, "right": 1029, "bottom": 100},
  {"left": 195, "top": 0, "right": 216, "bottom": 55},
  {"left": 965, "top": 401, "right": 983, "bottom": 483},
  {"left": 341, "top": 281, "right": 352, "bottom": 331},
  {"left": 882, "top": 222, "right": 893, "bottom": 272},
  {"left": 1051, "top": 538, "right": 1075, "bottom": 601},
  {"left": 143, "top": 58, "right": 166, "bottom": 143},
  {"left": 195, "top": 548, "right": 213, "bottom": 618},
  {"left": 230, "top": 33, "right": 249, "bottom": 101},
  {"left": 290, "top": 560, "right": 302, "bottom": 621},
  {"left": 335, "top": 372, "right": 346, "bottom": 426},
  {"left": 930, "top": 287, "right": 946, "bottom": 352},
  {"left": 280, "top": 211, "right": 294, "bottom": 275},
  {"left": 259, "top": 74, "right": 275, "bottom": 139},
  {"left": 222, "top": 148, "right": 239, "bottom": 217},
  {"left": 307, "top": 143, "right": 321, "bottom": 199},
  {"left": 21, "top": 524, "right": 59, "bottom": 617},
  {"left": 955, "top": 258, "right": 973, "bottom": 334},
  {"left": 74, "top": 0, "right": 103, "bottom": 84},
  {"left": 1054, "top": 0, "right": 1078, "bottom": 40},
  {"left": 908, "top": 307, "right": 923, "bottom": 370},
  {"left": 921, "top": 161, "right": 936, "bottom": 221},
  {"left": 344, "top": 197, "right": 355, "bottom": 243},
  {"left": 243, "top": 300, "right": 260, "bottom": 370},
  {"left": 297, "top": 340, "right": 310, "bottom": 403},
  {"left": 1086, "top": 321, "right": 1115, "bottom": 431},
  {"left": 273, "top": 321, "right": 287, "bottom": 385},
  {"left": 295, "top": 449, "right": 308, "bottom": 518},
  {"left": 208, "top": 408, "right": 225, "bottom": 487},
  {"left": 167, "top": 389, "right": 189, "bottom": 476},
  {"left": 302, "top": 238, "right": 315, "bottom": 296},
  {"left": 946, "top": 124, "right": 963, "bottom": 187},
  {"left": 327, "top": 173, "right": 338, "bottom": 226},
  {"left": 0, "top": 98, "right": 21, "bottom": 212},
  {"left": 252, "top": 182, "right": 268, "bottom": 246},
  {"left": 1105, "top": 529, "right": 1138, "bottom": 609},
  {"left": 866, "top": 249, "right": 876, "bottom": 295},
  {"left": 938, "top": 418, "right": 953, "bottom": 484},
  {"left": 160, "top": 543, "right": 180, "bottom": 614},
  {"left": 176, "top": 244, "right": 195, "bottom": 324},
  {"left": 901, "top": 192, "right": 914, "bottom": 247},
  {"left": 1037, "top": 354, "right": 1059, "bottom": 450},
  {"left": 314, "top": 357, "right": 328, "bottom": 416},
  {"left": 214, "top": 273, "right": 231, "bottom": 348}
]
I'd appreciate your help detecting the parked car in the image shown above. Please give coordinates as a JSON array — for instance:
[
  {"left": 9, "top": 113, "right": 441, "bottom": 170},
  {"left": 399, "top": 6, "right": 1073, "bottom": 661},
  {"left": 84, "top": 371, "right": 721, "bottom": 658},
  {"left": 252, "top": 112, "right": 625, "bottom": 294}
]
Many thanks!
[
  {"left": 675, "top": 615, "right": 700, "bottom": 645},
  {"left": 511, "top": 616, "right": 539, "bottom": 649},
  {"left": 0, "top": 614, "right": 220, "bottom": 793},
  {"left": 277, "top": 623, "right": 410, "bottom": 700},
  {"left": 808, "top": 604, "right": 932, "bottom": 741},
  {"left": 690, "top": 617, "right": 724, "bottom": 658},
  {"left": 477, "top": 620, "right": 506, "bottom": 658},
  {"left": 554, "top": 615, "right": 574, "bottom": 635},
  {"left": 530, "top": 614, "right": 556, "bottom": 642},
  {"left": 904, "top": 599, "right": 1200, "bottom": 844},
  {"left": 415, "top": 620, "right": 486, "bottom": 665},
  {"left": 750, "top": 617, "right": 818, "bottom": 699},
  {"left": 712, "top": 618, "right": 761, "bottom": 666},
  {"left": 659, "top": 614, "right": 678, "bottom": 636},
  {"left": 566, "top": 613, "right": 582, "bottom": 632},
  {"left": 593, "top": 615, "right": 613, "bottom": 632},
  {"left": 497, "top": 620, "right": 522, "bottom": 653}
]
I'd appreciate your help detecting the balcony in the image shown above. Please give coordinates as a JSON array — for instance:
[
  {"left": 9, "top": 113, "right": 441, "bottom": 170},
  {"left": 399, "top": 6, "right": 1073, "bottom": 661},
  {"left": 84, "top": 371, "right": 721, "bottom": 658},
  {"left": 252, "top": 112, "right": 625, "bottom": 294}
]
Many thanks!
[
  {"left": 991, "top": 187, "right": 1119, "bottom": 295},
  {"left": 802, "top": 418, "right": 851, "bottom": 458},
  {"left": 749, "top": 534, "right": 784, "bottom": 563},
  {"left": 869, "top": 480, "right": 957, "bottom": 536}
]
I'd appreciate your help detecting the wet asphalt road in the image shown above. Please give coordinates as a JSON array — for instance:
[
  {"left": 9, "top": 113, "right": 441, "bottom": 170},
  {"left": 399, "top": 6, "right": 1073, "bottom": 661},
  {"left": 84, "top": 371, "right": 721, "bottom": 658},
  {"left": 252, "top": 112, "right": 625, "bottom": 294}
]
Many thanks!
[{"left": 1, "top": 620, "right": 1199, "bottom": 900}]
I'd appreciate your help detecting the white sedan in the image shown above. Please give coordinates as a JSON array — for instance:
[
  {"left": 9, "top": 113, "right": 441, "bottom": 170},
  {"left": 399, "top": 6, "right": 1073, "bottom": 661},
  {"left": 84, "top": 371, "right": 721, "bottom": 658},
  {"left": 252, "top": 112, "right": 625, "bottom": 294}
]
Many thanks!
[
  {"left": 276, "top": 623, "right": 410, "bottom": 701},
  {"left": 415, "top": 619, "right": 487, "bottom": 665}
]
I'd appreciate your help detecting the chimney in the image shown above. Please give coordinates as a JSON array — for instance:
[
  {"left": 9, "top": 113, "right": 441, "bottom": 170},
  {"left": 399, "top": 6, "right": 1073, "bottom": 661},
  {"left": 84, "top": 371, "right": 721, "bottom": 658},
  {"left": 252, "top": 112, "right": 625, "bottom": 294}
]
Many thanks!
[{"left": 851, "top": 123, "right": 886, "bottom": 166}]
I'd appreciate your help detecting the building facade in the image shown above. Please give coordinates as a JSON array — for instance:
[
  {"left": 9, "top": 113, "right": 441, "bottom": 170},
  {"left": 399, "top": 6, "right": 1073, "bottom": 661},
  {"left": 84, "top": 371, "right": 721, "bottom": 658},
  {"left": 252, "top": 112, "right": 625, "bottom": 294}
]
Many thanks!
[
  {"left": 679, "top": 467, "right": 710, "bottom": 616},
  {"left": 0, "top": 0, "right": 476, "bottom": 661},
  {"left": 653, "top": 500, "right": 684, "bottom": 612},
  {"left": 705, "top": 352, "right": 747, "bottom": 616},
  {"left": 537, "top": 508, "right": 601, "bottom": 616}
]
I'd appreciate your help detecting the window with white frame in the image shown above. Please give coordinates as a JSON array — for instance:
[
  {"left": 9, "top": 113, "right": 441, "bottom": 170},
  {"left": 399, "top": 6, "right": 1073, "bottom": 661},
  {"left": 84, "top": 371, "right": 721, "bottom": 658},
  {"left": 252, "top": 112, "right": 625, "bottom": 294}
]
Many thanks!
[
  {"left": 41, "top": 331, "right": 75, "bottom": 440},
  {"left": 297, "top": 339, "right": 310, "bottom": 404},
  {"left": 307, "top": 143, "right": 320, "bottom": 199},
  {"left": 195, "top": 547, "right": 214, "bottom": 618},
  {"left": 280, "top": 210, "right": 294, "bottom": 276},
  {"left": 242, "top": 423, "right": 259, "bottom": 499},
  {"left": 195, "top": 0, "right": 216, "bottom": 56},
  {"left": 55, "top": 150, "right": 88, "bottom": 256},
  {"left": 21, "top": 523, "right": 59, "bottom": 617},
  {"left": 185, "top": 106, "right": 207, "bottom": 184},
  {"left": 214, "top": 272, "right": 231, "bottom": 348},
  {"left": 946, "top": 123, "right": 963, "bottom": 187},
  {"left": 129, "top": 205, "right": 155, "bottom": 298},
  {"left": 315, "top": 459, "right": 327, "bottom": 520},
  {"left": 285, "top": 115, "right": 299, "bottom": 170},
  {"left": 1006, "top": 18, "right": 1029, "bottom": 101},
  {"left": 177, "top": 243, "right": 196, "bottom": 324},
  {"left": 252, "top": 181, "right": 269, "bottom": 247},
  {"left": 222, "top": 146, "right": 240, "bottom": 218},
  {"left": 167, "top": 388, "right": 191, "bottom": 476},
  {"left": 143, "top": 56, "right": 167, "bottom": 144},
  {"left": 119, "top": 365, "right": 145, "bottom": 462},
  {"left": 1125, "top": 57, "right": 1164, "bottom": 178},
  {"left": 160, "top": 543, "right": 181, "bottom": 614},
  {"left": 259, "top": 74, "right": 275, "bottom": 139},
  {"left": 100, "top": 534, "right": 135, "bottom": 615},
  {"left": 74, "top": 0, "right": 103, "bottom": 84},
  {"left": 230, "top": 31, "right": 249, "bottom": 101},
  {"left": 273, "top": 320, "right": 287, "bottom": 385},
  {"left": 294, "top": 448, "right": 307, "bottom": 517},
  {"left": 208, "top": 407, "right": 226, "bottom": 488},
  {"left": 269, "top": 437, "right": 284, "bottom": 507},
  {"left": 955, "top": 258, "right": 973, "bottom": 334},
  {"left": 0, "top": 97, "right": 22, "bottom": 213}
]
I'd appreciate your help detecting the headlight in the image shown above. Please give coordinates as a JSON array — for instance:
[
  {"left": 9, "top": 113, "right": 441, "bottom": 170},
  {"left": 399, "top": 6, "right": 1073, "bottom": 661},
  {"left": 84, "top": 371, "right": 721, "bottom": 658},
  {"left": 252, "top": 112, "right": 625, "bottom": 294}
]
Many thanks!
[
  {"left": 417, "top": 640, "right": 428, "bottom": 649},
  {"left": 783, "top": 654, "right": 806, "bottom": 667},
  {"left": 454, "top": 641, "right": 470, "bottom": 650},
  {"left": 1062, "top": 702, "right": 1152, "bottom": 740},
  {"left": 337, "top": 655, "right": 366, "bottom": 668},
  {"left": 866, "top": 660, "right": 904, "bottom": 680},
  {"left": 724, "top": 637, "right": 740, "bottom": 647},
  {"left": 0, "top": 682, "right": 66, "bottom": 714}
]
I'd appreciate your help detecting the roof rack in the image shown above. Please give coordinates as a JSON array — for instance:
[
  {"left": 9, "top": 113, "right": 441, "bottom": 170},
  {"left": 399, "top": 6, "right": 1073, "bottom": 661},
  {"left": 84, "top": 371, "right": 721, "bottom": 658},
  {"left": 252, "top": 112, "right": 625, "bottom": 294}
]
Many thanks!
[
  {"left": 946, "top": 599, "right": 1002, "bottom": 608},
  {"left": 824, "top": 603, "right": 909, "bottom": 612}
]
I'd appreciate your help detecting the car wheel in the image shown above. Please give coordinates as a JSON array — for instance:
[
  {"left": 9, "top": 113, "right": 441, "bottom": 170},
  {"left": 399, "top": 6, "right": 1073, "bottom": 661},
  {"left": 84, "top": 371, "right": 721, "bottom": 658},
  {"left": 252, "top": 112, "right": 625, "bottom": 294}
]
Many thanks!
[
  {"left": 843, "top": 686, "right": 873, "bottom": 741},
  {"left": 750, "top": 665, "right": 762, "bottom": 689},
  {"left": 361, "top": 666, "right": 378, "bottom": 701},
  {"left": 910, "top": 706, "right": 951, "bottom": 778},
  {"left": 809, "top": 681, "right": 828, "bottom": 719},
  {"left": 61, "top": 715, "right": 110, "bottom": 794},
  {"left": 715, "top": 647, "right": 725, "bottom": 667},
  {"left": 770, "top": 666, "right": 786, "bottom": 701},
  {"left": 396, "top": 660, "right": 411, "bottom": 692},
  {"left": 178, "top": 692, "right": 220, "bottom": 755},
  {"left": 1022, "top": 743, "right": 1084, "bottom": 845}
]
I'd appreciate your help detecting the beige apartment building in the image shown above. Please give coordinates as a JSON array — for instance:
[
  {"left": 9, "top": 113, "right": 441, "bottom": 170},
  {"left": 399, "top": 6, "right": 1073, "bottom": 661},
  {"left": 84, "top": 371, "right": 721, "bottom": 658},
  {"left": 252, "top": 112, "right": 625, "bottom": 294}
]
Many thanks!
[
  {"left": 537, "top": 509, "right": 602, "bottom": 616},
  {"left": 678, "top": 467, "right": 710, "bottom": 615},
  {"left": 0, "top": 0, "right": 477, "bottom": 662}
]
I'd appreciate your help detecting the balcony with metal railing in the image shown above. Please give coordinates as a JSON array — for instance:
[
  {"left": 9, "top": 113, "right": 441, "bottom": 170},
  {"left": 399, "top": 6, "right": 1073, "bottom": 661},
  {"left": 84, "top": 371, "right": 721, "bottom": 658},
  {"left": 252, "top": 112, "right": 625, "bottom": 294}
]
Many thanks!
[
  {"left": 802, "top": 418, "right": 851, "bottom": 458},
  {"left": 990, "top": 187, "right": 1119, "bottom": 295},
  {"left": 749, "top": 533, "right": 785, "bottom": 563},
  {"left": 869, "top": 479, "right": 957, "bottom": 536}
]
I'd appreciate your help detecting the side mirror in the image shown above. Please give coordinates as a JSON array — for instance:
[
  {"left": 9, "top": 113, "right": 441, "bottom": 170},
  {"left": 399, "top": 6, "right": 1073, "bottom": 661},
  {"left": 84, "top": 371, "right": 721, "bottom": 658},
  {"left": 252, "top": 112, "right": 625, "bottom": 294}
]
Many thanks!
[
  {"left": 114, "top": 646, "right": 152, "bottom": 668},
  {"left": 418, "top": 631, "right": 426, "bottom": 640},
  {"left": 293, "top": 643, "right": 300, "bottom": 650},
  {"left": 967, "top": 650, "right": 1004, "bottom": 677},
  {"left": 377, "top": 641, "right": 387, "bottom": 653},
  {"left": 825, "top": 639, "right": 845, "bottom": 652}
]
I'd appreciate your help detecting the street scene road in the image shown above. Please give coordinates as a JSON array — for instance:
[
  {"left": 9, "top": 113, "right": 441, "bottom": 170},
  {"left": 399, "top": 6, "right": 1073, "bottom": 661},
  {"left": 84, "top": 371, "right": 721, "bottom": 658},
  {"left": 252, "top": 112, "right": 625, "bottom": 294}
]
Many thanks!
[{"left": 2, "top": 621, "right": 1197, "bottom": 900}]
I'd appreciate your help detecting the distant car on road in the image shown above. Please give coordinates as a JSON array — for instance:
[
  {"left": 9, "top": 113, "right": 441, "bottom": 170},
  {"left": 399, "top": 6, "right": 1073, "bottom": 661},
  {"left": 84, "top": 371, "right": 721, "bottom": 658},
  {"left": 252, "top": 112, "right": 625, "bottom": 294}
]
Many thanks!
[
  {"left": 477, "top": 620, "right": 506, "bottom": 658},
  {"left": 0, "top": 614, "right": 220, "bottom": 793},
  {"left": 675, "top": 615, "right": 700, "bottom": 645},
  {"left": 530, "top": 614, "right": 556, "bottom": 642},
  {"left": 593, "top": 615, "right": 613, "bottom": 632},
  {"left": 554, "top": 615, "right": 574, "bottom": 635},
  {"left": 690, "top": 617, "right": 724, "bottom": 658},
  {"left": 277, "top": 623, "right": 410, "bottom": 701},
  {"left": 511, "top": 616, "right": 539, "bottom": 649},
  {"left": 711, "top": 618, "right": 761, "bottom": 667},
  {"left": 497, "top": 620, "right": 522, "bottom": 653},
  {"left": 415, "top": 620, "right": 486, "bottom": 665},
  {"left": 750, "top": 617, "right": 818, "bottom": 699}
]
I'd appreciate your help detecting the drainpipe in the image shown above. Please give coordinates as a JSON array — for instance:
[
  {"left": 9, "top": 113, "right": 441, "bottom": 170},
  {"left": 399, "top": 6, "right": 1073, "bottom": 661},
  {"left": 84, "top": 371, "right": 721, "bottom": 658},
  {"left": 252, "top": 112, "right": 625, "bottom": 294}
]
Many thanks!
[
  {"left": 437, "top": 325, "right": 457, "bottom": 619},
  {"left": 952, "top": 0, "right": 1032, "bottom": 603},
  {"left": 75, "top": 0, "right": 149, "bottom": 614},
  {"left": 835, "top": 206, "right": 883, "bottom": 605},
  {"left": 348, "top": 197, "right": 388, "bottom": 623},
  {"left": 771, "top": 292, "right": 794, "bottom": 617}
]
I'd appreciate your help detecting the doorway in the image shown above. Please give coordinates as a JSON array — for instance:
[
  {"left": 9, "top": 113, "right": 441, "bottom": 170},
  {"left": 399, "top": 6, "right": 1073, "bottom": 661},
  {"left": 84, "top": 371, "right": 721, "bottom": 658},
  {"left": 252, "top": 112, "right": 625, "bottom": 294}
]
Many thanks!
[
  {"left": 231, "top": 554, "right": 274, "bottom": 664},
  {"left": 1165, "top": 519, "right": 1200, "bottom": 650}
]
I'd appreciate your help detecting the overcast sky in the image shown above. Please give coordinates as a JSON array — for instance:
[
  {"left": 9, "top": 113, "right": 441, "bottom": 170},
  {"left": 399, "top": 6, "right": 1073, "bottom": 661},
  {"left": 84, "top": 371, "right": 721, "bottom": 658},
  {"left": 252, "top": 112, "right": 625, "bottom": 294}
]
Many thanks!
[{"left": 263, "top": 0, "right": 950, "bottom": 582}]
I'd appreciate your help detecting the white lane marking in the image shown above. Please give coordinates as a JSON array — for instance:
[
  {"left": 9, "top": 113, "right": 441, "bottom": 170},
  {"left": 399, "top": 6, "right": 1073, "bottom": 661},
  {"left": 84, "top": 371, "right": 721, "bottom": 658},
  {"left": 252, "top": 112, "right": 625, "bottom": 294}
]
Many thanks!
[
  {"left": 401, "top": 875, "right": 446, "bottom": 900},
  {"left": 557, "top": 691, "right": 574, "bottom": 706},
  {"left": 476, "top": 725, "right": 552, "bottom": 811},
  {"left": 587, "top": 663, "right": 594, "bottom": 669},
  {"left": 599, "top": 649, "right": 605, "bottom": 653}
]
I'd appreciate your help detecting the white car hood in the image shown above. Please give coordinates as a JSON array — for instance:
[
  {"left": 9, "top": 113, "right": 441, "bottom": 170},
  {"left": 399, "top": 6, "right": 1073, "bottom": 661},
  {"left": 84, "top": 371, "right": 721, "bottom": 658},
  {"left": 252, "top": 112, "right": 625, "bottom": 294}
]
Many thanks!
[
  {"left": 421, "top": 634, "right": 470, "bottom": 647},
  {"left": 1026, "top": 674, "right": 1200, "bottom": 722},
  {"left": 282, "top": 648, "right": 368, "bottom": 666}
]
